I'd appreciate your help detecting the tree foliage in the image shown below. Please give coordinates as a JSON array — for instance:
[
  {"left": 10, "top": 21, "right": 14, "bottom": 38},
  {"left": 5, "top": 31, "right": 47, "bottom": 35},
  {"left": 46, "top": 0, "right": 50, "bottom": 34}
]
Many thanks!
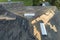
[
  {"left": 33, "top": 0, "right": 60, "bottom": 9},
  {"left": 46, "top": 0, "right": 60, "bottom": 9}
]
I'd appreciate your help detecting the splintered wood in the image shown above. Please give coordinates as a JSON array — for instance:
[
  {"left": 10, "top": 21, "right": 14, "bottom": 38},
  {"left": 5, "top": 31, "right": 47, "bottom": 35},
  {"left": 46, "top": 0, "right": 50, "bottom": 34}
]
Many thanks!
[
  {"left": 33, "top": 25, "right": 41, "bottom": 40},
  {"left": 40, "top": 10, "right": 54, "bottom": 24},
  {"left": 0, "top": 16, "right": 16, "bottom": 20},
  {"left": 31, "top": 10, "right": 55, "bottom": 24},
  {"left": 47, "top": 22, "right": 57, "bottom": 32},
  {"left": 31, "top": 10, "right": 56, "bottom": 40}
]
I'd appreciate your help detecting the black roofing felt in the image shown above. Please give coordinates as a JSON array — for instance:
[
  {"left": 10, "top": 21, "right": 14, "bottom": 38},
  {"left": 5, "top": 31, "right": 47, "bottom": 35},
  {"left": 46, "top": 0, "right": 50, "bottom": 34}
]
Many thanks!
[{"left": 0, "top": 4, "right": 37, "bottom": 40}]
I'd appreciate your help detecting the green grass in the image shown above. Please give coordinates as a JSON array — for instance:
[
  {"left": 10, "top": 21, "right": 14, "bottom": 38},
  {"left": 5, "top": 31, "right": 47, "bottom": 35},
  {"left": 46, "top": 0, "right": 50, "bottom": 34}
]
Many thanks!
[
  {"left": 0, "top": 0, "right": 7, "bottom": 2},
  {"left": 0, "top": 0, "right": 33, "bottom": 6}
]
